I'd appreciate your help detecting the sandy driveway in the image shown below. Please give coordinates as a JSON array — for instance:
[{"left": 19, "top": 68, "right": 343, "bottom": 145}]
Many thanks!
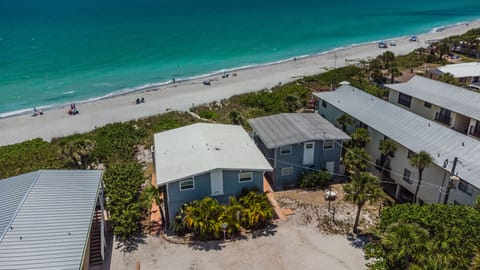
[{"left": 110, "top": 217, "right": 366, "bottom": 270}]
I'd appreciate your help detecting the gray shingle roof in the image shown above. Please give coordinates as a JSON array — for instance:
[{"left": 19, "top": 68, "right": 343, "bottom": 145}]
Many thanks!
[
  {"left": 315, "top": 85, "right": 480, "bottom": 189},
  {"left": 248, "top": 113, "right": 350, "bottom": 149},
  {"left": 385, "top": 76, "right": 480, "bottom": 120},
  {"left": 0, "top": 170, "right": 103, "bottom": 270},
  {"left": 154, "top": 123, "right": 272, "bottom": 185}
]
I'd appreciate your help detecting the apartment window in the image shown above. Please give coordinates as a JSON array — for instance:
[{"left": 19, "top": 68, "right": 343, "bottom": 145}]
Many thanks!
[
  {"left": 180, "top": 178, "right": 194, "bottom": 191},
  {"left": 403, "top": 169, "right": 413, "bottom": 184},
  {"left": 458, "top": 180, "right": 473, "bottom": 196},
  {"left": 280, "top": 145, "right": 292, "bottom": 155},
  {"left": 398, "top": 93, "right": 412, "bottom": 108},
  {"left": 424, "top": 102, "right": 432, "bottom": 108},
  {"left": 322, "top": 100, "right": 327, "bottom": 108},
  {"left": 281, "top": 167, "right": 293, "bottom": 176},
  {"left": 239, "top": 172, "right": 253, "bottom": 183},
  {"left": 407, "top": 150, "right": 416, "bottom": 159},
  {"left": 323, "top": 141, "right": 334, "bottom": 150}
]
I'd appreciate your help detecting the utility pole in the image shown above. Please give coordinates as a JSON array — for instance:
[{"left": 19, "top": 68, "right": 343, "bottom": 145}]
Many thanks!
[{"left": 443, "top": 157, "right": 459, "bottom": 204}]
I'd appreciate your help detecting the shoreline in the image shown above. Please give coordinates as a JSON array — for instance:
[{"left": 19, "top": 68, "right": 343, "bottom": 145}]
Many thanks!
[
  {"left": 1, "top": 19, "right": 479, "bottom": 146},
  {"left": 1, "top": 19, "right": 478, "bottom": 119}
]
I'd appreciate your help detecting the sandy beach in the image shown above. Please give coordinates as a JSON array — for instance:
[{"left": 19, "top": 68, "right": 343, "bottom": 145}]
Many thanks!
[{"left": 1, "top": 20, "right": 479, "bottom": 146}]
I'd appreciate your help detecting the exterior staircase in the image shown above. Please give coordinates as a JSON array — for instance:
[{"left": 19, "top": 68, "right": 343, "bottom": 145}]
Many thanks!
[{"left": 89, "top": 208, "right": 103, "bottom": 269}]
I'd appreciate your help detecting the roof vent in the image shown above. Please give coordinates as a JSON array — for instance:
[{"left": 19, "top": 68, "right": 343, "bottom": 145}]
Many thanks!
[{"left": 462, "top": 142, "right": 464, "bottom": 147}]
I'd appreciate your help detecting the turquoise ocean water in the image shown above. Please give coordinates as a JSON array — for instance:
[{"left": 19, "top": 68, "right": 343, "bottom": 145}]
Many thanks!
[{"left": 1, "top": 0, "right": 480, "bottom": 116}]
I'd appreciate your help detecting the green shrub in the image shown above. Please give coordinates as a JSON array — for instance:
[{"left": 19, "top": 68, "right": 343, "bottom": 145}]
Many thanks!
[
  {"left": 198, "top": 109, "right": 218, "bottom": 120},
  {"left": 298, "top": 170, "right": 331, "bottom": 189},
  {"left": 239, "top": 191, "right": 273, "bottom": 230},
  {"left": 103, "top": 162, "right": 146, "bottom": 240}
]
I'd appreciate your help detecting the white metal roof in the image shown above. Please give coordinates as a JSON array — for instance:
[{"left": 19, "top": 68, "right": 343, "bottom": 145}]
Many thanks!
[
  {"left": 0, "top": 170, "right": 103, "bottom": 270},
  {"left": 437, "top": 62, "right": 480, "bottom": 78},
  {"left": 385, "top": 76, "right": 480, "bottom": 120},
  {"left": 154, "top": 123, "right": 272, "bottom": 185},
  {"left": 248, "top": 113, "right": 350, "bottom": 149},
  {"left": 315, "top": 85, "right": 480, "bottom": 189}
]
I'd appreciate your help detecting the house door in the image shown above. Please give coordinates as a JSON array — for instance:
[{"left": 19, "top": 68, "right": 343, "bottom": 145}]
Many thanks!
[
  {"left": 210, "top": 170, "right": 223, "bottom": 196},
  {"left": 326, "top": 161, "right": 335, "bottom": 173},
  {"left": 303, "top": 142, "right": 315, "bottom": 165}
]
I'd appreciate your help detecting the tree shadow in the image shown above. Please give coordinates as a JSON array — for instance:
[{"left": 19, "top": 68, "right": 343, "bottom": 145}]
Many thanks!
[
  {"left": 114, "top": 234, "right": 147, "bottom": 253},
  {"left": 188, "top": 240, "right": 226, "bottom": 251},
  {"left": 347, "top": 233, "right": 371, "bottom": 249},
  {"left": 251, "top": 224, "right": 278, "bottom": 239}
]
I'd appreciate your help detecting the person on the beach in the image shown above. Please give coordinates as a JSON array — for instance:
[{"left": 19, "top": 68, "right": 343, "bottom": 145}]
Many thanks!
[
  {"left": 172, "top": 77, "right": 176, "bottom": 83},
  {"left": 141, "top": 97, "right": 145, "bottom": 103},
  {"left": 136, "top": 98, "right": 140, "bottom": 104}
]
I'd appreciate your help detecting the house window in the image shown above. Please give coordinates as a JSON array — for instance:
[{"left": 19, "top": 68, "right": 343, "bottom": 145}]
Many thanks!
[
  {"left": 323, "top": 141, "right": 334, "bottom": 150},
  {"left": 458, "top": 180, "right": 473, "bottom": 196},
  {"left": 280, "top": 145, "right": 292, "bottom": 155},
  {"left": 407, "top": 150, "right": 416, "bottom": 159},
  {"left": 281, "top": 167, "right": 293, "bottom": 176},
  {"left": 180, "top": 178, "right": 194, "bottom": 191},
  {"left": 398, "top": 93, "right": 412, "bottom": 108},
  {"left": 403, "top": 169, "right": 413, "bottom": 184},
  {"left": 424, "top": 102, "right": 432, "bottom": 108},
  {"left": 239, "top": 172, "right": 253, "bottom": 183},
  {"left": 322, "top": 100, "right": 327, "bottom": 108}
]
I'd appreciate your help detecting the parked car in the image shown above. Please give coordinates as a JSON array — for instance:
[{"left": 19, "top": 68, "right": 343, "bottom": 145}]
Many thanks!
[
  {"left": 390, "top": 41, "right": 396, "bottom": 46},
  {"left": 378, "top": 41, "right": 388, "bottom": 48}
]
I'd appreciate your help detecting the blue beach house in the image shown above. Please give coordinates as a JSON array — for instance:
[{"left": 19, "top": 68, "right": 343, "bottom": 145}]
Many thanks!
[
  {"left": 153, "top": 123, "right": 273, "bottom": 227},
  {"left": 248, "top": 113, "right": 350, "bottom": 189}
]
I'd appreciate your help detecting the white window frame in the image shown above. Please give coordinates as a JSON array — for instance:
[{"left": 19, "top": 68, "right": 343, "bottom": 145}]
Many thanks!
[
  {"left": 281, "top": 167, "right": 293, "bottom": 176},
  {"left": 323, "top": 141, "right": 334, "bottom": 150},
  {"left": 239, "top": 172, "right": 253, "bottom": 183},
  {"left": 179, "top": 178, "right": 195, "bottom": 191},
  {"left": 279, "top": 145, "right": 292, "bottom": 155}
]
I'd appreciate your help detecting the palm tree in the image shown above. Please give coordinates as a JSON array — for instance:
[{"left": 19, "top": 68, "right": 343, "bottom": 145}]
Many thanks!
[
  {"left": 438, "top": 41, "right": 451, "bottom": 60},
  {"left": 343, "top": 147, "right": 370, "bottom": 177},
  {"left": 284, "top": 95, "right": 299, "bottom": 113},
  {"left": 471, "top": 250, "right": 480, "bottom": 270},
  {"left": 387, "top": 65, "right": 402, "bottom": 84},
  {"left": 143, "top": 183, "right": 166, "bottom": 228},
  {"left": 381, "top": 51, "right": 396, "bottom": 69},
  {"left": 409, "top": 150, "right": 433, "bottom": 203},
  {"left": 438, "top": 72, "right": 459, "bottom": 85},
  {"left": 182, "top": 197, "right": 223, "bottom": 240},
  {"left": 378, "top": 139, "right": 397, "bottom": 176},
  {"left": 336, "top": 114, "right": 354, "bottom": 132},
  {"left": 381, "top": 222, "right": 429, "bottom": 269},
  {"left": 344, "top": 172, "right": 382, "bottom": 233},
  {"left": 371, "top": 69, "right": 385, "bottom": 84},
  {"left": 228, "top": 111, "right": 243, "bottom": 125},
  {"left": 60, "top": 138, "right": 96, "bottom": 169},
  {"left": 351, "top": 128, "right": 370, "bottom": 148}
]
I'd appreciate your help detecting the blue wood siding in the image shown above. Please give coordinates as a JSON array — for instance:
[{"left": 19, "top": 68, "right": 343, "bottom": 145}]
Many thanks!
[{"left": 165, "top": 170, "right": 264, "bottom": 226}]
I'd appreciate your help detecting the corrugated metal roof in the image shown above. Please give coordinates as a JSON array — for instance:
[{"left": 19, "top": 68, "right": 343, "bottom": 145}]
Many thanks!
[
  {"left": 385, "top": 76, "right": 480, "bottom": 120},
  {"left": 248, "top": 113, "right": 350, "bottom": 149},
  {"left": 438, "top": 62, "right": 480, "bottom": 78},
  {"left": 315, "top": 85, "right": 480, "bottom": 189},
  {"left": 0, "top": 170, "right": 103, "bottom": 270},
  {"left": 154, "top": 123, "right": 273, "bottom": 185}
]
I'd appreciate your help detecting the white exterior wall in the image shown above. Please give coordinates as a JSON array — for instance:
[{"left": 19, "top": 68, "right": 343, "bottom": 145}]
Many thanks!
[
  {"left": 388, "top": 89, "right": 440, "bottom": 121},
  {"left": 318, "top": 97, "right": 480, "bottom": 205}
]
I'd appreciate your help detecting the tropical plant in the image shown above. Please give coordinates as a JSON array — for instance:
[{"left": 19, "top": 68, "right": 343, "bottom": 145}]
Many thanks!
[
  {"left": 60, "top": 138, "right": 97, "bottom": 169},
  {"left": 343, "top": 147, "right": 370, "bottom": 177},
  {"left": 103, "top": 162, "right": 146, "bottom": 240},
  {"left": 387, "top": 65, "right": 402, "bottom": 84},
  {"left": 380, "top": 222, "right": 429, "bottom": 269},
  {"left": 227, "top": 111, "right": 243, "bottom": 125},
  {"left": 366, "top": 203, "right": 480, "bottom": 270},
  {"left": 378, "top": 139, "right": 397, "bottom": 176},
  {"left": 351, "top": 128, "right": 370, "bottom": 148},
  {"left": 344, "top": 172, "right": 382, "bottom": 233},
  {"left": 381, "top": 51, "right": 396, "bottom": 69},
  {"left": 239, "top": 191, "right": 273, "bottom": 230},
  {"left": 283, "top": 95, "right": 299, "bottom": 113},
  {"left": 475, "top": 196, "right": 480, "bottom": 210},
  {"left": 181, "top": 197, "right": 225, "bottom": 240},
  {"left": 142, "top": 183, "right": 166, "bottom": 228},
  {"left": 298, "top": 170, "right": 332, "bottom": 189},
  {"left": 438, "top": 72, "right": 459, "bottom": 85},
  {"left": 472, "top": 250, "right": 480, "bottom": 270},
  {"left": 409, "top": 150, "right": 433, "bottom": 203},
  {"left": 221, "top": 197, "right": 242, "bottom": 236},
  {"left": 336, "top": 114, "right": 354, "bottom": 132}
]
